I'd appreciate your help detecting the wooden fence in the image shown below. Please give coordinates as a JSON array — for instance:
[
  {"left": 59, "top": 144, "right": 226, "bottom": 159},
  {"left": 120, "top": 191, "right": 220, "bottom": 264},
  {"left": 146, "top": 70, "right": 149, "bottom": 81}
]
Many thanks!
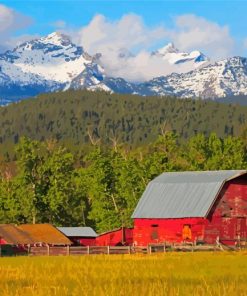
[
  {"left": 1, "top": 238, "right": 246, "bottom": 257},
  {"left": 28, "top": 241, "right": 247, "bottom": 256},
  {"left": 29, "top": 246, "right": 133, "bottom": 256}
]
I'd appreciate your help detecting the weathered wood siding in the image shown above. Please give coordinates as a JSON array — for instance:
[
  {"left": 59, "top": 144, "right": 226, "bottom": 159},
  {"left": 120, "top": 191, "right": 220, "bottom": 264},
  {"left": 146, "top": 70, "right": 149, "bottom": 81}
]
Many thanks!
[{"left": 205, "top": 177, "right": 247, "bottom": 244}]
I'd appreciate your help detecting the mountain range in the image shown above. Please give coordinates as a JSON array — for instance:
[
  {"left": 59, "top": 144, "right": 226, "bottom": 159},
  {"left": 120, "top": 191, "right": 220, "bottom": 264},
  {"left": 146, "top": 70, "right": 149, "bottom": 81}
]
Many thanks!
[{"left": 1, "top": 32, "right": 247, "bottom": 104}]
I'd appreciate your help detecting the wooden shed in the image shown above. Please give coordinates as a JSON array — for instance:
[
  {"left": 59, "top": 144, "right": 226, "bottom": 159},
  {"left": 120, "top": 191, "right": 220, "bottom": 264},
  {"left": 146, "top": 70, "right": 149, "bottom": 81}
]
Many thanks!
[
  {"left": 132, "top": 170, "right": 247, "bottom": 246},
  {"left": 96, "top": 227, "right": 133, "bottom": 246},
  {"left": 57, "top": 227, "right": 97, "bottom": 246}
]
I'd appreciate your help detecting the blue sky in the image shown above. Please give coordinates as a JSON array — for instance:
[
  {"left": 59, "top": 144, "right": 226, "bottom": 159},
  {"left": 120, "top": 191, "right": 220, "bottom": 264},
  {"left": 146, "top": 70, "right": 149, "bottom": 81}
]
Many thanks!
[
  {"left": 0, "top": 0, "right": 247, "bottom": 58},
  {"left": 1, "top": 1, "right": 246, "bottom": 37}
]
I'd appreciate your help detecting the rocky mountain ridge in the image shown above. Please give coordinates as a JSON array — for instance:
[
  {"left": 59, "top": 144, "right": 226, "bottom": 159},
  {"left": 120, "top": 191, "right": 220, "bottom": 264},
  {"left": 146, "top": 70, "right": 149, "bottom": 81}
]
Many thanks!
[{"left": 1, "top": 32, "right": 247, "bottom": 103}]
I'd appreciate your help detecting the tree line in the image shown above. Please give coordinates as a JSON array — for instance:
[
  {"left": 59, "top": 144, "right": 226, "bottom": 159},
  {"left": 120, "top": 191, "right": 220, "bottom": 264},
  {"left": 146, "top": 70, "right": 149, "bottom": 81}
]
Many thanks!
[
  {"left": 1, "top": 89, "right": 247, "bottom": 158},
  {"left": 1, "top": 132, "right": 246, "bottom": 233}
]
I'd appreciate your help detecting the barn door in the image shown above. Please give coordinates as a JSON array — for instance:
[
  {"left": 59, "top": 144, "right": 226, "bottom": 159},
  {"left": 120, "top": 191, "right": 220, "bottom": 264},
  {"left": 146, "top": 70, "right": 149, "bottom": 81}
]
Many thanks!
[
  {"left": 151, "top": 224, "right": 159, "bottom": 241},
  {"left": 182, "top": 224, "right": 192, "bottom": 240},
  {"left": 236, "top": 218, "right": 247, "bottom": 239}
]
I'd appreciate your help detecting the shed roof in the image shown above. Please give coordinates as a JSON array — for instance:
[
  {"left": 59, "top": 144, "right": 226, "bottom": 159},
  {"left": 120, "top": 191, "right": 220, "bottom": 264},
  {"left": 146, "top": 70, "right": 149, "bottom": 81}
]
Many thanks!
[
  {"left": 0, "top": 224, "right": 35, "bottom": 245},
  {"left": 57, "top": 227, "right": 97, "bottom": 237},
  {"left": 19, "top": 224, "right": 72, "bottom": 245},
  {"left": 132, "top": 170, "right": 247, "bottom": 219}
]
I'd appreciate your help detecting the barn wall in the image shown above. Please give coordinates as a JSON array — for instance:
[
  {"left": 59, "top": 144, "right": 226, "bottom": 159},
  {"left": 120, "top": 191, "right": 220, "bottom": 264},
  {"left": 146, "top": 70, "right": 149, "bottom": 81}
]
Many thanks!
[
  {"left": 96, "top": 228, "right": 133, "bottom": 246},
  {"left": 79, "top": 237, "right": 96, "bottom": 246},
  {"left": 133, "top": 218, "right": 206, "bottom": 246},
  {"left": 205, "top": 178, "right": 247, "bottom": 244},
  {"left": 68, "top": 237, "right": 96, "bottom": 246}
]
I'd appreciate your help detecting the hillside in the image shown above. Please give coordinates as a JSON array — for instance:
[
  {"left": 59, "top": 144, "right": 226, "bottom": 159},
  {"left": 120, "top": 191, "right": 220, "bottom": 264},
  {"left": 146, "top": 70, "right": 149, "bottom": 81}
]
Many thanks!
[{"left": 1, "top": 90, "right": 247, "bottom": 156}]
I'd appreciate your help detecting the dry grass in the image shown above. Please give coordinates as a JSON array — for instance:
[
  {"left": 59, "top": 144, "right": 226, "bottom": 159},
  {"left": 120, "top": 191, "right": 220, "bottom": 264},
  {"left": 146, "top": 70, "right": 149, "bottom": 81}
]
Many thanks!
[{"left": 0, "top": 252, "right": 247, "bottom": 296}]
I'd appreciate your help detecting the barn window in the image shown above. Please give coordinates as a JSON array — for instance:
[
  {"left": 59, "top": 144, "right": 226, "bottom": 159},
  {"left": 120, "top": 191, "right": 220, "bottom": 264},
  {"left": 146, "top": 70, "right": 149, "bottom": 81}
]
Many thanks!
[{"left": 151, "top": 224, "right": 158, "bottom": 227}]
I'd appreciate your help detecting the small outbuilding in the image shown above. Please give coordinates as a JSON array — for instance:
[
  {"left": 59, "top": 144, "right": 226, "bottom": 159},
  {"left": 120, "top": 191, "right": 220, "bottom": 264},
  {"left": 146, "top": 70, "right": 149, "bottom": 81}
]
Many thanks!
[
  {"left": 0, "top": 223, "right": 71, "bottom": 256},
  {"left": 132, "top": 170, "right": 247, "bottom": 246},
  {"left": 57, "top": 227, "right": 97, "bottom": 246}
]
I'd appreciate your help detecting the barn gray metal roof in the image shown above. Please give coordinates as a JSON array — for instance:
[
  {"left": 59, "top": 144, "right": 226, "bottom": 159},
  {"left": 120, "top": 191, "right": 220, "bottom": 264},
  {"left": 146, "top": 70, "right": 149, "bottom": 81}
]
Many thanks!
[
  {"left": 57, "top": 227, "right": 98, "bottom": 237},
  {"left": 132, "top": 170, "right": 247, "bottom": 219}
]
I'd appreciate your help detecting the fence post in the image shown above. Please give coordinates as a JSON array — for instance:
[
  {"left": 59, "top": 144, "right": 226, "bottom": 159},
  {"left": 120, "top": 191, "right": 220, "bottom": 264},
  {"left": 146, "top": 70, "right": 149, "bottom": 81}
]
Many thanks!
[
  {"left": 87, "top": 245, "right": 90, "bottom": 255},
  {"left": 107, "top": 246, "right": 110, "bottom": 255},
  {"left": 128, "top": 246, "right": 131, "bottom": 254},
  {"left": 47, "top": 245, "right": 50, "bottom": 256},
  {"left": 164, "top": 242, "right": 166, "bottom": 253},
  {"left": 67, "top": 245, "right": 70, "bottom": 256},
  {"left": 237, "top": 235, "right": 241, "bottom": 250}
]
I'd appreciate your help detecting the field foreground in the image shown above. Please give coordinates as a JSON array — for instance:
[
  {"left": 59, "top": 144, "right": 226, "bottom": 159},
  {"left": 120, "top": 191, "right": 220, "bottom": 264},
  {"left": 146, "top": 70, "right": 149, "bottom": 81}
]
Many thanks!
[{"left": 0, "top": 253, "right": 247, "bottom": 296}]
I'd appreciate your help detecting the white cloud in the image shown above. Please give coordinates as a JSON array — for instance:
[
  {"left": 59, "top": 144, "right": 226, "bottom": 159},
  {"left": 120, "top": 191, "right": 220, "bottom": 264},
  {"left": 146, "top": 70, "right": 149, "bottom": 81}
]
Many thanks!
[
  {"left": 169, "top": 14, "right": 235, "bottom": 60},
  {"left": 5, "top": 34, "right": 40, "bottom": 49},
  {"left": 69, "top": 14, "right": 173, "bottom": 81},
  {"left": 102, "top": 50, "right": 198, "bottom": 82},
  {"left": 0, "top": 4, "right": 32, "bottom": 52},
  {"left": 68, "top": 13, "right": 238, "bottom": 81},
  {"left": 73, "top": 14, "right": 167, "bottom": 54}
]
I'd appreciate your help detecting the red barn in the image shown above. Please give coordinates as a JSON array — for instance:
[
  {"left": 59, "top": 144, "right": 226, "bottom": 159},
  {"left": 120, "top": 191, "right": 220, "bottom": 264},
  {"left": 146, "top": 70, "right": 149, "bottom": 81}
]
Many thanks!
[
  {"left": 57, "top": 227, "right": 97, "bottom": 246},
  {"left": 96, "top": 227, "right": 133, "bottom": 246},
  {"left": 132, "top": 171, "right": 247, "bottom": 246}
]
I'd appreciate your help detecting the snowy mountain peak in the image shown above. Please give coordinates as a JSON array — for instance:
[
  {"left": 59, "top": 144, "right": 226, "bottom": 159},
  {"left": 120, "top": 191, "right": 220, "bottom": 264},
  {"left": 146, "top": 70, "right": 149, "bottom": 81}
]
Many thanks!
[
  {"left": 40, "top": 32, "right": 73, "bottom": 47},
  {"left": 152, "top": 43, "right": 209, "bottom": 69},
  {"left": 0, "top": 31, "right": 99, "bottom": 88},
  {"left": 156, "top": 42, "right": 179, "bottom": 55}
]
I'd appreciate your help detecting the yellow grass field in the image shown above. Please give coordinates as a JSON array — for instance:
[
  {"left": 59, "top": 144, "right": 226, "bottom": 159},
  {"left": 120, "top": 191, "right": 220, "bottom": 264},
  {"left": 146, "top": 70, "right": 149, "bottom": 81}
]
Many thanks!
[{"left": 0, "top": 252, "right": 247, "bottom": 296}]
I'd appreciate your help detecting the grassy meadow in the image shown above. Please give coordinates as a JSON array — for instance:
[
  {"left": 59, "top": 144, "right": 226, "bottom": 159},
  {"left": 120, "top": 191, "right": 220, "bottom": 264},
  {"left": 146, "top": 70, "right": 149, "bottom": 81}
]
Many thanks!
[{"left": 0, "top": 252, "right": 247, "bottom": 296}]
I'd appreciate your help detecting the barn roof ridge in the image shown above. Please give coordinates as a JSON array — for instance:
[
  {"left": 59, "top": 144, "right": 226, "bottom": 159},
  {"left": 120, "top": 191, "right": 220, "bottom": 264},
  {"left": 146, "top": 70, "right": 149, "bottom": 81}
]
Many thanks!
[
  {"left": 152, "top": 170, "right": 247, "bottom": 183},
  {"left": 132, "top": 170, "right": 247, "bottom": 219}
]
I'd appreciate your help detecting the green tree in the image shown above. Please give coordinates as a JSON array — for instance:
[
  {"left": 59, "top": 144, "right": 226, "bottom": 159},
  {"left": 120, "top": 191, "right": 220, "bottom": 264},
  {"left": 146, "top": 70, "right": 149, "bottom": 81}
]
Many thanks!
[
  {"left": 85, "top": 147, "right": 123, "bottom": 232},
  {"left": 15, "top": 137, "right": 44, "bottom": 223}
]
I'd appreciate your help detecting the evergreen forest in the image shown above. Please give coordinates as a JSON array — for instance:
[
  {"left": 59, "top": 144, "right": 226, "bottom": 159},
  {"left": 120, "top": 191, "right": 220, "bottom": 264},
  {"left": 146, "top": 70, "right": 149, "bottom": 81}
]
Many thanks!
[{"left": 1, "top": 90, "right": 247, "bottom": 158}]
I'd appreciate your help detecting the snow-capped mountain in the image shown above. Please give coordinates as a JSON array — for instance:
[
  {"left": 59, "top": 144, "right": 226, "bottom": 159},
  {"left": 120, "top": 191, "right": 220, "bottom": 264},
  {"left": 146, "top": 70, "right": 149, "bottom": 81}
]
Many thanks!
[
  {"left": 1, "top": 32, "right": 247, "bottom": 104},
  {"left": 139, "top": 56, "right": 247, "bottom": 99},
  {"left": 80, "top": 56, "right": 247, "bottom": 99},
  {"left": 0, "top": 32, "right": 97, "bottom": 84},
  {"left": 0, "top": 32, "right": 106, "bottom": 100},
  {"left": 152, "top": 42, "right": 209, "bottom": 69}
]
